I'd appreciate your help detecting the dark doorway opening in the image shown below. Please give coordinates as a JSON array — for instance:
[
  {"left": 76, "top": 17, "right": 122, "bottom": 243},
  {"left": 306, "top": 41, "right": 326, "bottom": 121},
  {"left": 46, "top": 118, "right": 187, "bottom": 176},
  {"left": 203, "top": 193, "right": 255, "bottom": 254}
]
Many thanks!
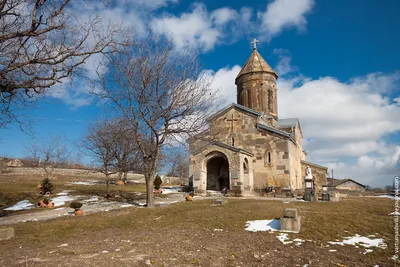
[{"left": 206, "top": 156, "right": 229, "bottom": 191}]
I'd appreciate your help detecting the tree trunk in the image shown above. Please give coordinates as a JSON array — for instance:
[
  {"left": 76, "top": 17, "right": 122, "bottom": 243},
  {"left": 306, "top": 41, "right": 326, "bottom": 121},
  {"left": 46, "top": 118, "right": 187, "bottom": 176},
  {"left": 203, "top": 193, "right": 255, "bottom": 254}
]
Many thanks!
[
  {"left": 106, "top": 174, "right": 110, "bottom": 199},
  {"left": 145, "top": 174, "right": 155, "bottom": 208},
  {"left": 123, "top": 171, "right": 128, "bottom": 183}
]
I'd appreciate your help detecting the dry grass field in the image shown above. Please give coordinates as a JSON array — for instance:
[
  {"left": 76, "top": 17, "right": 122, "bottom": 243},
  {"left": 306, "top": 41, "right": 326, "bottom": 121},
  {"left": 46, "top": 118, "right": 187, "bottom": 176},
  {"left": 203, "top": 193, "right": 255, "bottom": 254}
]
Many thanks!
[{"left": 0, "top": 170, "right": 396, "bottom": 267}]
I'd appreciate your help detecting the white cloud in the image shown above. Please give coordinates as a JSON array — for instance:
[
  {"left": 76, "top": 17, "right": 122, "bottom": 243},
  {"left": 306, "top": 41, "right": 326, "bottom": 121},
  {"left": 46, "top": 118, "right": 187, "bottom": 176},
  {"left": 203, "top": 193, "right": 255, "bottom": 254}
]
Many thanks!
[
  {"left": 200, "top": 65, "right": 242, "bottom": 106},
  {"left": 272, "top": 52, "right": 400, "bottom": 186},
  {"left": 50, "top": 1, "right": 317, "bottom": 109},
  {"left": 151, "top": 3, "right": 240, "bottom": 52},
  {"left": 259, "top": 0, "right": 315, "bottom": 39}
]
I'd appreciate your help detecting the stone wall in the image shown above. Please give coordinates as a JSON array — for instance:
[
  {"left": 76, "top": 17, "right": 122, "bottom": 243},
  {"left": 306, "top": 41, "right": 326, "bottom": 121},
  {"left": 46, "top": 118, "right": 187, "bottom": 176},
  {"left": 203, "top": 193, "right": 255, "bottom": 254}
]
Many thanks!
[
  {"left": 190, "top": 107, "right": 294, "bottom": 192},
  {"left": 236, "top": 72, "right": 278, "bottom": 118}
]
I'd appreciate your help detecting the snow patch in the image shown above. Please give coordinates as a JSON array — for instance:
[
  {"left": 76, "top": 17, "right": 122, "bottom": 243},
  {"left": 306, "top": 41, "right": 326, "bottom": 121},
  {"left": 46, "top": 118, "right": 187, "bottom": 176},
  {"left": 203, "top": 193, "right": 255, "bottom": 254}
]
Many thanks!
[
  {"left": 276, "top": 233, "right": 292, "bottom": 244},
  {"left": 120, "top": 204, "right": 133, "bottom": 208},
  {"left": 51, "top": 195, "right": 76, "bottom": 207},
  {"left": 83, "top": 196, "right": 99, "bottom": 203},
  {"left": 4, "top": 200, "right": 35, "bottom": 211},
  {"left": 328, "top": 234, "right": 387, "bottom": 254},
  {"left": 244, "top": 219, "right": 280, "bottom": 232},
  {"left": 67, "top": 180, "right": 100, "bottom": 186}
]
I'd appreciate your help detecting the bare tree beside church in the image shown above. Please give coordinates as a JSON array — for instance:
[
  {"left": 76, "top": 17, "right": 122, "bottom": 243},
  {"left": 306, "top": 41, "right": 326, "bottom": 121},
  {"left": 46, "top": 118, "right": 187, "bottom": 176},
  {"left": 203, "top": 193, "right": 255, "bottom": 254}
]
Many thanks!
[
  {"left": 0, "top": 0, "right": 121, "bottom": 128},
  {"left": 167, "top": 150, "right": 189, "bottom": 183},
  {"left": 95, "top": 36, "right": 219, "bottom": 207}
]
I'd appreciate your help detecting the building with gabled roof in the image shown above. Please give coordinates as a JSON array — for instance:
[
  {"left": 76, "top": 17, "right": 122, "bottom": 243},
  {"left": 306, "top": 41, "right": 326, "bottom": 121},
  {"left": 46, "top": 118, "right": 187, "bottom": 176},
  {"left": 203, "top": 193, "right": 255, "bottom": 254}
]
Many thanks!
[
  {"left": 189, "top": 43, "right": 327, "bottom": 195},
  {"left": 327, "top": 178, "right": 366, "bottom": 192}
]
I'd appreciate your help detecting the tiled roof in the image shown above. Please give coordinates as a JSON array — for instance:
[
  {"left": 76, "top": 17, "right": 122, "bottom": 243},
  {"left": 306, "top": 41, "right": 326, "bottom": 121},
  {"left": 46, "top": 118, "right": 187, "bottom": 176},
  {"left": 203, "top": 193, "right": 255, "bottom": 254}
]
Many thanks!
[{"left": 236, "top": 49, "right": 277, "bottom": 79}]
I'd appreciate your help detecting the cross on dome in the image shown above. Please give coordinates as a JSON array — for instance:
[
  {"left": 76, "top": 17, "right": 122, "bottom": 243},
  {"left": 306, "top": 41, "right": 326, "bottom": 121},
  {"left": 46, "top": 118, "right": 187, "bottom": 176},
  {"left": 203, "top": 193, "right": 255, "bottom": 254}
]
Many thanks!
[{"left": 251, "top": 38, "right": 259, "bottom": 50}]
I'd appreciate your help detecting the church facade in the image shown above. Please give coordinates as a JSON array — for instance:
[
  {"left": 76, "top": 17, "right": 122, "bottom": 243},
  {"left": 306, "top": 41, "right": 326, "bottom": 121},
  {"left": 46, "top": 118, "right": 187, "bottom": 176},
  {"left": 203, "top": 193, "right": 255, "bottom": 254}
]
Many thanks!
[{"left": 189, "top": 45, "right": 327, "bottom": 196}]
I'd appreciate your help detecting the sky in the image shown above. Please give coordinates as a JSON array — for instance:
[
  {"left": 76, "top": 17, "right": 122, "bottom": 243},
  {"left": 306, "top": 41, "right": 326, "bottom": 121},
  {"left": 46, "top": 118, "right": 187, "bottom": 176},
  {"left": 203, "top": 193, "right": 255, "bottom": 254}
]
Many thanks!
[{"left": 1, "top": 0, "right": 400, "bottom": 187}]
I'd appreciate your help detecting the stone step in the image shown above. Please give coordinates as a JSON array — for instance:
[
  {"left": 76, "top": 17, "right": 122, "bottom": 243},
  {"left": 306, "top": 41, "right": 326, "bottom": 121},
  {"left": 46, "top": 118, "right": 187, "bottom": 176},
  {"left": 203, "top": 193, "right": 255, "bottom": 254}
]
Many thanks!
[{"left": 206, "top": 190, "right": 225, "bottom": 197}]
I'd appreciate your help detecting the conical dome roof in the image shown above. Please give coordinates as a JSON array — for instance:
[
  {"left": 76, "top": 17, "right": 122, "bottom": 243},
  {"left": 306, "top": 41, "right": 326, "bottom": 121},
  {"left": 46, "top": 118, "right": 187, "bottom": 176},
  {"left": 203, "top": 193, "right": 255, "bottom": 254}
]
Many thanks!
[{"left": 236, "top": 49, "right": 277, "bottom": 80}]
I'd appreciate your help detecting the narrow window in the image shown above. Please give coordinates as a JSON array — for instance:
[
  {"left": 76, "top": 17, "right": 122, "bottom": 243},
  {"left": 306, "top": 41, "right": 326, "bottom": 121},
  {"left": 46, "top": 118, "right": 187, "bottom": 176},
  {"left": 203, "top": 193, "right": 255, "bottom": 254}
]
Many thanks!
[
  {"left": 264, "top": 151, "right": 272, "bottom": 166},
  {"left": 244, "top": 158, "right": 249, "bottom": 173},
  {"left": 232, "top": 137, "right": 235, "bottom": 146}
]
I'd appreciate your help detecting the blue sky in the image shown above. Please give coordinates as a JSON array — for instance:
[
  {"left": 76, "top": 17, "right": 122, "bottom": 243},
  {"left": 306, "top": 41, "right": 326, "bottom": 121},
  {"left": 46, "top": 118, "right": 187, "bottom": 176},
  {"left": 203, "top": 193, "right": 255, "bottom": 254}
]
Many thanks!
[{"left": 1, "top": 0, "right": 399, "bottom": 187}]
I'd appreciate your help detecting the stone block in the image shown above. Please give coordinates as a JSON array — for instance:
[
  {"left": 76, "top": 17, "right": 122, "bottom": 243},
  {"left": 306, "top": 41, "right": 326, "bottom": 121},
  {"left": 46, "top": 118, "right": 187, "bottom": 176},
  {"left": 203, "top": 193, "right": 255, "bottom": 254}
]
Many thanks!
[
  {"left": 211, "top": 199, "right": 227, "bottom": 205},
  {"left": 283, "top": 208, "right": 298, "bottom": 218},
  {"left": 0, "top": 228, "right": 14, "bottom": 241},
  {"left": 280, "top": 216, "right": 301, "bottom": 233},
  {"left": 322, "top": 193, "right": 330, "bottom": 201}
]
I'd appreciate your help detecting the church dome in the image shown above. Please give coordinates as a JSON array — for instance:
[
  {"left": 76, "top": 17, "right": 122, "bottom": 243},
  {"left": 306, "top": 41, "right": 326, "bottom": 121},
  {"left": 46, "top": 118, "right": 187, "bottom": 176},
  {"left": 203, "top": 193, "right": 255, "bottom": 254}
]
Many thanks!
[{"left": 235, "top": 48, "right": 278, "bottom": 81}]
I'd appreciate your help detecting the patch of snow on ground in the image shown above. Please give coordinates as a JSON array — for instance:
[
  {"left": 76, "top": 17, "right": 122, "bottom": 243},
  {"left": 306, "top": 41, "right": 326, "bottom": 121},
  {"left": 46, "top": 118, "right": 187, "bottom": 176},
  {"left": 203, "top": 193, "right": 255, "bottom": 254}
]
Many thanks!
[
  {"left": 328, "top": 234, "right": 387, "bottom": 254},
  {"left": 51, "top": 195, "right": 75, "bottom": 207},
  {"left": 293, "top": 238, "right": 304, "bottom": 246},
  {"left": 390, "top": 212, "right": 400, "bottom": 216},
  {"left": 4, "top": 200, "right": 35, "bottom": 211},
  {"left": 329, "top": 250, "right": 337, "bottom": 252},
  {"left": 245, "top": 219, "right": 280, "bottom": 232},
  {"left": 276, "top": 233, "right": 293, "bottom": 244},
  {"left": 83, "top": 196, "right": 99, "bottom": 203},
  {"left": 120, "top": 204, "right": 133, "bottom": 208},
  {"left": 160, "top": 189, "right": 177, "bottom": 194},
  {"left": 364, "top": 249, "right": 373, "bottom": 254},
  {"left": 68, "top": 180, "right": 100, "bottom": 186}
]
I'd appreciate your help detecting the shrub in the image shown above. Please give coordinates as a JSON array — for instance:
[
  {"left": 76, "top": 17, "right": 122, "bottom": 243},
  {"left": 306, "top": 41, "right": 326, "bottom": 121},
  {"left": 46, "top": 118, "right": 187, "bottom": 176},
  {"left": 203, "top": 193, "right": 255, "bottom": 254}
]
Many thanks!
[
  {"left": 154, "top": 175, "right": 162, "bottom": 190},
  {"left": 69, "top": 200, "right": 83, "bottom": 210},
  {"left": 40, "top": 177, "right": 54, "bottom": 194},
  {"left": 43, "top": 198, "right": 50, "bottom": 204}
]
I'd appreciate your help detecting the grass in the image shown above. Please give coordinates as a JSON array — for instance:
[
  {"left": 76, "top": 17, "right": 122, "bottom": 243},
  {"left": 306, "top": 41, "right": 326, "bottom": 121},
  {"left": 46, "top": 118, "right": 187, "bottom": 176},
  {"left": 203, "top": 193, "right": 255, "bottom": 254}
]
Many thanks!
[
  {"left": 0, "top": 173, "right": 147, "bottom": 209},
  {"left": 0, "top": 171, "right": 396, "bottom": 266}
]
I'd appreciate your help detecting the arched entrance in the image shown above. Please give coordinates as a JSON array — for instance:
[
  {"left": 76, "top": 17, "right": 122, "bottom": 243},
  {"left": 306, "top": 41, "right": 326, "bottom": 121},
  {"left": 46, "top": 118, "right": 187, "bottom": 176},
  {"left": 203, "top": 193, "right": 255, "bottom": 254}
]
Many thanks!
[{"left": 206, "top": 154, "right": 229, "bottom": 191}]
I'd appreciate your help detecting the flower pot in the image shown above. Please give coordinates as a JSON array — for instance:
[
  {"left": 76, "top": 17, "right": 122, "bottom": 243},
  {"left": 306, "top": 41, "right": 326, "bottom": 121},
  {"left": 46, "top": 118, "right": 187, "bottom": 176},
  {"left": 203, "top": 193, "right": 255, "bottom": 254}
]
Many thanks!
[
  {"left": 185, "top": 195, "right": 193, "bottom": 201},
  {"left": 47, "top": 202, "right": 55, "bottom": 208},
  {"left": 37, "top": 200, "right": 46, "bottom": 208},
  {"left": 74, "top": 209, "right": 83, "bottom": 215}
]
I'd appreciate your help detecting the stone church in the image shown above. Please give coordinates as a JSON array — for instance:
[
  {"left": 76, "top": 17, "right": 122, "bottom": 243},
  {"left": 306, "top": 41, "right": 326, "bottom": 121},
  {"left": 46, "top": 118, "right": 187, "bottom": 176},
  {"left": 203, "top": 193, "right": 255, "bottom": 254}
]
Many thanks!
[{"left": 189, "top": 44, "right": 327, "bottom": 196}]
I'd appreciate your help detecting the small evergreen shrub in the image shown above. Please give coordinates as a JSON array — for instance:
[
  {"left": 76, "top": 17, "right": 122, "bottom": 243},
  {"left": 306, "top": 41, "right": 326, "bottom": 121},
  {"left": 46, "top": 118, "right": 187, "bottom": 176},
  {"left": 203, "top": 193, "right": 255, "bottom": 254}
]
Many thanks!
[
  {"left": 153, "top": 175, "right": 162, "bottom": 190},
  {"left": 40, "top": 177, "right": 54, "bottom": 194},
  {"left": 69, "top": 200, "right": 83, "bottom": 210}
]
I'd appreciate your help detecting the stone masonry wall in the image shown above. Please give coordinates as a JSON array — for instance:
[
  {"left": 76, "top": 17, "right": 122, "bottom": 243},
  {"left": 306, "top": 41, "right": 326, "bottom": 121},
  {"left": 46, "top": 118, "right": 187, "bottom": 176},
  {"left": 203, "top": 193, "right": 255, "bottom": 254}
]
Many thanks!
[{"left": 190, "top": 107, "right": 293, "bottom": 191}]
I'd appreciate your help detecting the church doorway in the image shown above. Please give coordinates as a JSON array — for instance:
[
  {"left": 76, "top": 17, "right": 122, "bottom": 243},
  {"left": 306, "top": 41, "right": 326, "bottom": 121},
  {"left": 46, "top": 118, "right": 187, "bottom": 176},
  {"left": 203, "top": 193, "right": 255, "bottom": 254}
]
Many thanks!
[{"left": 206, "top": 155, "right": 229, "bottom": 191}]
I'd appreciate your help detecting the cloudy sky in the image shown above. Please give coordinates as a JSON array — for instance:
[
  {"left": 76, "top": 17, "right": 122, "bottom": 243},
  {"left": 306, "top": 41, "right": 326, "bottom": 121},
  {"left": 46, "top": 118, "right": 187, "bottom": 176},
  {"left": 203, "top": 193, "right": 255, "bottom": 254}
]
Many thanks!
[{"left": 1, "top": 0, "right": 400, "bottom": 187}]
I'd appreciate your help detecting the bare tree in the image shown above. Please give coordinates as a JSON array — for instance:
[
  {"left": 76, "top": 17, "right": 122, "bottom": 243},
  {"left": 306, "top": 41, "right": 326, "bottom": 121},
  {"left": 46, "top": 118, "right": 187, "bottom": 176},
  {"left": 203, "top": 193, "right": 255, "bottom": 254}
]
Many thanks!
[
  {"left": 95, "top": 36, "right": 219, "bottom": 207},
  {"left": 25, "top": 135, "right": 70, "bottom": 178},
  {"left": 0, "top": 0, "right": 121, "bottom": 128},
  {"left": 166, "top": 149, "right": 189, "bottom": 183},
  {"left": 78, "top": 119, "right": 118, "bottom": 196},
  {"left": 112, "top": 118, "right": 142, "bottom": 182}
]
